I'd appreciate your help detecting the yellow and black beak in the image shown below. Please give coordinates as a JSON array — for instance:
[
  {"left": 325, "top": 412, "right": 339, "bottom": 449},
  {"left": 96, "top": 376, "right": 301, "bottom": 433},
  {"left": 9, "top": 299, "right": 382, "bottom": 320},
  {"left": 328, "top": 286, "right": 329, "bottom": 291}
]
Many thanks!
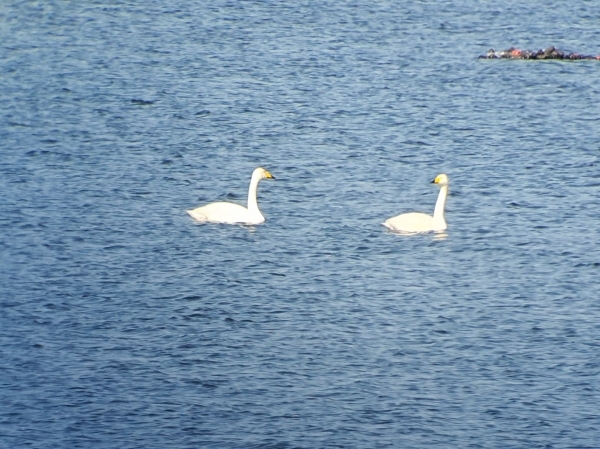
[{"left": 265, "top": 170, "right": 275, "bottom": 179}]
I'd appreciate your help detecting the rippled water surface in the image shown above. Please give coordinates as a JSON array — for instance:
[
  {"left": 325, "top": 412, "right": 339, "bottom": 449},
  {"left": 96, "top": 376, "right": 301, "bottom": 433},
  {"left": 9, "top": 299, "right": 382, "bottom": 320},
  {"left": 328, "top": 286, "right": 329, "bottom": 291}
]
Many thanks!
[{"left": 2, "top": 1, "right": 600, "bottom": 448}]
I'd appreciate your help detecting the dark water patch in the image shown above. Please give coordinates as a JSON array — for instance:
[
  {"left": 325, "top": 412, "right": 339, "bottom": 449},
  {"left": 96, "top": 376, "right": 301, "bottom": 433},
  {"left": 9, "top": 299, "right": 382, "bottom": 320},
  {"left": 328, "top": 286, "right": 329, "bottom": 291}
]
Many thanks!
[{"left": 131, "top": 99, "right": 155, "bottom": 105}]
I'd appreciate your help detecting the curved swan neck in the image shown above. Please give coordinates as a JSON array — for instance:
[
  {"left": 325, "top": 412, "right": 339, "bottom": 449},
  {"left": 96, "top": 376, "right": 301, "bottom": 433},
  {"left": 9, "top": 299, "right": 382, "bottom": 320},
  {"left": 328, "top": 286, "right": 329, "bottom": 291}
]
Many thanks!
[
  {"left": 246, "top": 171, "right": 262, "bottom": 214},
  {"left": 433, "top": 184, "right": 448, "bottom": 221}
]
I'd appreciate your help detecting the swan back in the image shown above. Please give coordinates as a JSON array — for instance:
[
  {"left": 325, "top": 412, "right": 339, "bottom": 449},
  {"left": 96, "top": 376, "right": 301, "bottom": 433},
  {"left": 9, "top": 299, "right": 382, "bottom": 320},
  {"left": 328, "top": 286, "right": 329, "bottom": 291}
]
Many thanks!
[
  {"left": 384, "top": 212, "right": 435, "bottom": 233},
  {"left": 187, "top": 202, "right": 261, "bottom": 224}
]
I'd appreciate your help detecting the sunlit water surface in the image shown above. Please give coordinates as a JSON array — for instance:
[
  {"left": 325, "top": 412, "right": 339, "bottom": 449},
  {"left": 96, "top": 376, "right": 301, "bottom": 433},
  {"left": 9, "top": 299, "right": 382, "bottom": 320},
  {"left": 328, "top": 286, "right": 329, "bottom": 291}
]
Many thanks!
[{"left": 1, "top": 1, "right": 600, "bottom": 448}]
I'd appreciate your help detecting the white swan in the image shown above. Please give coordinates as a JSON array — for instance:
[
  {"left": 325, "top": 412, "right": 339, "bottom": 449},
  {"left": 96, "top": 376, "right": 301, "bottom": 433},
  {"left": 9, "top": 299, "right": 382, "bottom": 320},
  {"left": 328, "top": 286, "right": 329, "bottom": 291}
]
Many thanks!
[
  {"left": 187, "top": 167, "right": 275, "bottom": 224},
  {"left": 383, "top": 174, "right": 449, "bottom": 233}
]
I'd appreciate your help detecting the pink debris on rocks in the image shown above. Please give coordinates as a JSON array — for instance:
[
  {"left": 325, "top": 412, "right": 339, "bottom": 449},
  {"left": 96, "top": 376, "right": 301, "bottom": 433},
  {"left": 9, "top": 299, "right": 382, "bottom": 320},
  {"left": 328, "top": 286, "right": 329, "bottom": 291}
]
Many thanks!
[{"left": 480, "top": 46, "right": 600, "bottom": 60}]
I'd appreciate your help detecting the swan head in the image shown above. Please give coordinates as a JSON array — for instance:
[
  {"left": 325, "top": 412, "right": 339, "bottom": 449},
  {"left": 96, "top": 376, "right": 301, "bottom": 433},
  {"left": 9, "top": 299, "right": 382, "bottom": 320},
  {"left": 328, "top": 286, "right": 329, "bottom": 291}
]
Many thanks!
[
  {"left": 431, "top": 174, "right": 448, "bottom": 186},
  {"left": 253, "top": 167, "right": 275, "bottom": 180}
]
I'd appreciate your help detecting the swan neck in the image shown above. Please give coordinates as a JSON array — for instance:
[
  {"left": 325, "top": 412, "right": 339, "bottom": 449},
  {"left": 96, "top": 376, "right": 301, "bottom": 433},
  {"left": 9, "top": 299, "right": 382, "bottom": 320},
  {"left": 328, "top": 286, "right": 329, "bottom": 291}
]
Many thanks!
[
  {"left": 247, "top": 172, "right": 261, "bottom": 214},
  {"left": 433, "top": 185, "right": 448, "bottom": 221}
]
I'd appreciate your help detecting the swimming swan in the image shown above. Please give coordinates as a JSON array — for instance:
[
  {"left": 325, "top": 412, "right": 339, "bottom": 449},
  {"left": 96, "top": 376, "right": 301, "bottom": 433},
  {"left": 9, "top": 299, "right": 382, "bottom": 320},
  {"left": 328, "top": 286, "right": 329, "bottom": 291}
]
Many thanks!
[
  {"left": 383, "top": 174, "right": 449, "bottom": 233},
  {"left": 187, "top": 167, "right": 275, "bottom": 224}
]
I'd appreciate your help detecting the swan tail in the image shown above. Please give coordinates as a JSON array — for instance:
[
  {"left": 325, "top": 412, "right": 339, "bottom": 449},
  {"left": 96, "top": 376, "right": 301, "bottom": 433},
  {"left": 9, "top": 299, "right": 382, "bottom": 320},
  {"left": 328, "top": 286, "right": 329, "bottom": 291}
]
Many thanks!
[
  {"left": 187, "top": 209, "right": 208, "bottom": 222},
  {"left": 382, "top": 220, "right": 397, "bottom": 231}
]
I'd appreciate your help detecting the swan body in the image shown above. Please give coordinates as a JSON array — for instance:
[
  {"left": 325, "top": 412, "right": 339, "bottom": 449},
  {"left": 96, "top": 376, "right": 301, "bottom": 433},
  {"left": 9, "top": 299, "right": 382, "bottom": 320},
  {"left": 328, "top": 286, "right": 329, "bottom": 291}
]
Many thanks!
[
  {"left": 384, "top": 174, "right": 449, "bottom": 233},
  {"left": 187, "top": 167, "right": 274, "bottom": 225}
]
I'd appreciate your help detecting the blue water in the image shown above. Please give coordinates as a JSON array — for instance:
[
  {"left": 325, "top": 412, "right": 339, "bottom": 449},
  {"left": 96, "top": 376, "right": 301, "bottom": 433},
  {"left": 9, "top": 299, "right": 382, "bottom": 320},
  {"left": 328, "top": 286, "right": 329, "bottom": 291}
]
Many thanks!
[{"left": 2, "top": 1, "right": 600, "bottom": 448}]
